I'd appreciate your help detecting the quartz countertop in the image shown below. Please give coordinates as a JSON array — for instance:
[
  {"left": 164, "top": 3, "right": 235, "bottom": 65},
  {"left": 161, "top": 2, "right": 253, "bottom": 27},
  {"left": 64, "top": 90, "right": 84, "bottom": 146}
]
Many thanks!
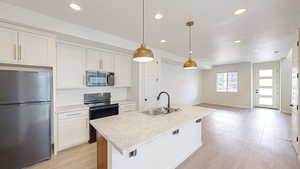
[
  {"left": 56, "top": 104, "right": 89, "bottom": 113},
  {"left": 90, "top": 104, "right": 215, "bottom": 154}
]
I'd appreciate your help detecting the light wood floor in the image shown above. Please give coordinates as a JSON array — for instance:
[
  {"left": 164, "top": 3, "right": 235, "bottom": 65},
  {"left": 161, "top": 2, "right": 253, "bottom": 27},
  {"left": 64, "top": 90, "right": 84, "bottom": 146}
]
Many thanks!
[{"left": 30, "top": 104, "right": 300, "bottom": 169}]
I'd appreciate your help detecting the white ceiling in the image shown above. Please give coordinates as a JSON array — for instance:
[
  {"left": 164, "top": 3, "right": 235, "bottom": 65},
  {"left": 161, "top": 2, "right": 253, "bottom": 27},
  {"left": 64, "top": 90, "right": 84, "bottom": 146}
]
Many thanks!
[{"left": 2, "top": 0, "right": 300, "bottom": 65}]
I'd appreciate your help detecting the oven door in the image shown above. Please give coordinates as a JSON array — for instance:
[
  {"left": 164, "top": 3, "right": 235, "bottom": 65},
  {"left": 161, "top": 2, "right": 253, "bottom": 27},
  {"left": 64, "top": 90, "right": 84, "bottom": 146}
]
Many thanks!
[
  {"left": 86, "top": 71, "right": 107, "bottom": 87},
  {"left": 89, "top": 104, "right": 119, "bottom": 143}
]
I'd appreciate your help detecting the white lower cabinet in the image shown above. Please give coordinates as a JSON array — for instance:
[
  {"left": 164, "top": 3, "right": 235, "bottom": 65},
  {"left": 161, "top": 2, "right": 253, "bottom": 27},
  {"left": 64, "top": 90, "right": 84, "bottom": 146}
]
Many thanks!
[
  {"left": 57, "top": 110, "right": 89, "bottom": 151},
  {"left": 109, "top": 120, "right": 202, "bottom": 169}
]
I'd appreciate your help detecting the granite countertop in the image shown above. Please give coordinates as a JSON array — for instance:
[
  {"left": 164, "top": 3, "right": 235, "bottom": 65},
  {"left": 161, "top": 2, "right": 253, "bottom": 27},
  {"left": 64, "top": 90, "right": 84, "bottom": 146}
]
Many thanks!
[
  {"left": 56, "top": 104, "right": 89, "bottom": 113},
  {"left": 90, "top": 104, "right": 215, "bottom": 154}
]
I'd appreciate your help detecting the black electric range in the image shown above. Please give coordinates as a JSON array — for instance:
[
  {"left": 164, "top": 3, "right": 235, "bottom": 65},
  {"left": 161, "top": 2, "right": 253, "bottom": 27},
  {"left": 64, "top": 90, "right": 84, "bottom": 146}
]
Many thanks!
[{"left": 84, "top": 93, "right": 119, "bottom": 143}]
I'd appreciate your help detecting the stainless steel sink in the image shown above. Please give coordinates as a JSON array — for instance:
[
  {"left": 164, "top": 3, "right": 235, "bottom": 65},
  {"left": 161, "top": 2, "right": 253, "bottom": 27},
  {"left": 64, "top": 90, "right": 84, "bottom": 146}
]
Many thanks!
[{"left": 142, "top": 107, "right": 181, "bottom": 116}]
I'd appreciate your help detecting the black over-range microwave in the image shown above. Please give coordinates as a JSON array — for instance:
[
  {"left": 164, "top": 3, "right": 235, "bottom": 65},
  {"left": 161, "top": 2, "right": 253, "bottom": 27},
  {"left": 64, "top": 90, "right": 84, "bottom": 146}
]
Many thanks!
[{"left": 86, "top": 71, "right": 114, "bottom": 87}]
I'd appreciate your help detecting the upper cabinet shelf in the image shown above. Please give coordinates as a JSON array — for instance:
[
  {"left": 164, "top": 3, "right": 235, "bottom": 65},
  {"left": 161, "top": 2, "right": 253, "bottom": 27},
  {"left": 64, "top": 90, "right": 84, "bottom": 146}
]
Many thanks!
[{"left": 56, "top": 42, "right": 132, "bottom": 89}]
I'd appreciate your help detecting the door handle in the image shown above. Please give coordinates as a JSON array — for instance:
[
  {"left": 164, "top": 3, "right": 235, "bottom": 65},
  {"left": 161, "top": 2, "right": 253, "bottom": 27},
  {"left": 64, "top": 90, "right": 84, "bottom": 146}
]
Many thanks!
[
  {"left": 256, "top": 89, "right": 259, "bottom": 94},
  {"left": 144, "top": 98, "right": 148, "bottom": 102},
  {"left": 290, "top": 104, "right": 294, "bottom": 107}
]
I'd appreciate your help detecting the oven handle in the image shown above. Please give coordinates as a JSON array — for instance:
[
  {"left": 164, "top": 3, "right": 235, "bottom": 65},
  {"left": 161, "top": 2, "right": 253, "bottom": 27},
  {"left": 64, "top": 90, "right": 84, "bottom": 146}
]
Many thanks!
[{"left": 89, "top": 104, "right": 118, "bottom": 111}]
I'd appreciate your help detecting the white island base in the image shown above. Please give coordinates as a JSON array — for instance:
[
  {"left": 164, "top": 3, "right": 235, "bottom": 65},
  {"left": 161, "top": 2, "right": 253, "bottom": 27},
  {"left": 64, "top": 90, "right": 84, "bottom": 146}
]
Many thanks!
[{"left": 97, "top": 119, "right": 203, "bottom": 169}]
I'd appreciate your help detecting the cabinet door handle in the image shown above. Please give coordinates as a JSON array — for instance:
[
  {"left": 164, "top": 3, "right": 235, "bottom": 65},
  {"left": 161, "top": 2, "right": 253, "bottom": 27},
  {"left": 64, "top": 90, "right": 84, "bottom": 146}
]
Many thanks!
[
  {"left": 13, "top": 44, "right": 17, "bottom": 60},
  {"left": 19, "top": 45, "right": 22, "bottom": 60},
  {"left": 172, "top": 129, "right": 180, "bottom": 135},
  {"left": 86, "top": 119, "right": 89, "bottom": 128},
  {"left": 83, "top": 74, "right": 85, "bottom": 85}
]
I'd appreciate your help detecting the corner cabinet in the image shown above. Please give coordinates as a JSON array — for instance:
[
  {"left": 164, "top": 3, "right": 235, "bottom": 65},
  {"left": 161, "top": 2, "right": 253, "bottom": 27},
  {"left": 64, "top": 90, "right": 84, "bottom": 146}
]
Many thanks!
[
  {"left": 114, "top": 54, "right": 132, "bottom": 87},
  {"left": 56, "top": 43, "right": 86, "bottom": 89},
  {"left": 0, "top": 27, "right": 56, "bottom": 67}
]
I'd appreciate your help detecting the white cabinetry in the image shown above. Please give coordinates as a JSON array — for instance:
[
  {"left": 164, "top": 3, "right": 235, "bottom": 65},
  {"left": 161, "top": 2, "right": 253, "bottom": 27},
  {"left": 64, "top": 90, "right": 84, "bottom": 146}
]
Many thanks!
[
  {"left": 118, "top": 101, "right": 136, "bottom": 113},
  {"left": 57, "top": 110, "right": 89, "bottom": 151},
  {"left": 102, "top": 52, "right": 115, "bottom": 72},
  {"left": 110, "top": 119, "right": 202, "bottom": 169},
  {"left": 114, "top": 54, "right": 132, "bottom": 87},
  {"left": 86, "top": 49, "right": 114, "bottom": 72},
  {"left": 0, "top": 27, "right": 55, "bottom": 66},
  {"left": 18, "top": 32, "right": 49, "bottom": 66},
  {"left": 0, "top": 27, "right": 18, "bottom": 63},
  {"left": 57, "top": 43, "right": 86, "bottom": 89}
]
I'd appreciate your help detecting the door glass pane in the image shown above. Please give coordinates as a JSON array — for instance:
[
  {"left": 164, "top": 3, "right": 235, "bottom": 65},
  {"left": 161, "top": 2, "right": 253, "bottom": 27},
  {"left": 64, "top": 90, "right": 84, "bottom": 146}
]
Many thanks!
[
  {"left": 259, "top": 97, "right": 273, "bottom": 105},
  {"left": 259, "top": 79, "right": 272, "bottom": 86},
  {"left": 259, "top": 88, "right": 272, "bottom": 96},
  {"left": 259, "top": 69, "right": 273, "bottom": 77}
]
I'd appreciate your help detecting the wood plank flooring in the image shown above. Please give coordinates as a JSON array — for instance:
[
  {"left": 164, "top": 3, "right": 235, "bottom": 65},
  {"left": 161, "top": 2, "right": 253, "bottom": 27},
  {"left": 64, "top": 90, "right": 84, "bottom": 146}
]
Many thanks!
[{"left": 30, "top": 104, "right": 300, "bottom": 169}]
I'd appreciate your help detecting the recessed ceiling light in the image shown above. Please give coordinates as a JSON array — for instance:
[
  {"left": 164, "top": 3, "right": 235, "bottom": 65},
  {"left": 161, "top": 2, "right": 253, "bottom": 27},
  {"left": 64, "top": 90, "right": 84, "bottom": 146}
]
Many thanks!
[
  {"left": 69, "top": 3, "right": 81, "bottom": 11},
  {"left": 234, "top": 9, "right": 247, "bottom": 15},
  {"left": 155, "top": 13, "right": 163, "bottom": 20},
  {"left": 234, "top": 40, "right": 241, "bottom": 43},
  {"left": 160, "top": 40, "right": 167, "bottom": 43}
]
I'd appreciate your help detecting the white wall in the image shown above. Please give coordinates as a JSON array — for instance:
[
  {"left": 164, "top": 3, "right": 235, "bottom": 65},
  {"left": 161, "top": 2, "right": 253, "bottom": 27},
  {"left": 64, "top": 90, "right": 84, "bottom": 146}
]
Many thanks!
[
  {"left": 56, "top": 88, "right": 127, "bottom": 106},
  {"left": 202, "top": 62, "right": 252, "bottom": 108},
  {"left": 160, "top": 62, "right": 203, "bottom": 105},
  {"left": 280, "top": 49, "right": 293, "bottom": 114}
]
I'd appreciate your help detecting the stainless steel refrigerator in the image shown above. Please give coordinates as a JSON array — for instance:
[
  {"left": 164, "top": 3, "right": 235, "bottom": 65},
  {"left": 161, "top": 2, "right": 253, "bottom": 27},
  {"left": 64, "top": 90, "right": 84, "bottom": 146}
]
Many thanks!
[{"left": 0, "top": 69, "right": 52, "bottom": 169}]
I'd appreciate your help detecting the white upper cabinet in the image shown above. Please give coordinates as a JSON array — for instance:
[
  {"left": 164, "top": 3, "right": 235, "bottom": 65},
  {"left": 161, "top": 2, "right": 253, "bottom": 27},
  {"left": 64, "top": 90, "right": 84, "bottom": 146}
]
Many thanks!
[
  {"left": 86, "top": 49, "right": 114, "bottom": 72},
  {"left": 57, "top": 43, "right": 86, "bottom": 89},
  {"left": 0, "top": 26, "right": 55, "bottom": 67},
  {"left": 114, "top": 54, "right": 132, "bottom": 87},
  {"left": 101, "top": 52, "right": 115, "bottom": 72},
  {"left": 86, "top": 48, "right": 102, "bottom": 71},
  {"left": 18, "top": 32, "right": 49, "bottom": 66},
  {"left": 0, "top": 27, "right": 18, "bottom": 63}
]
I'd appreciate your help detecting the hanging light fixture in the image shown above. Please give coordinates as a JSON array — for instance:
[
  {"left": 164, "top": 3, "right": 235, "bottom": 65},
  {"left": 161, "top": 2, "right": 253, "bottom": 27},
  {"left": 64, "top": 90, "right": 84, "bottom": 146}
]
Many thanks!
[
  {"left": 183, "top": 21, "right": 198, "bottom": 69},
  {"left": 133, "top": 0, "right": 154, "bottom": 62}
]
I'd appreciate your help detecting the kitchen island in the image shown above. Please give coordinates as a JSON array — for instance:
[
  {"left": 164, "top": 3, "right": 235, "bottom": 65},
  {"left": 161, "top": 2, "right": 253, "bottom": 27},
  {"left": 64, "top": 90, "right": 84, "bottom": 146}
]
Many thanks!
[{"left": 90, "top": 104, "right": 215, "bottom": 169}]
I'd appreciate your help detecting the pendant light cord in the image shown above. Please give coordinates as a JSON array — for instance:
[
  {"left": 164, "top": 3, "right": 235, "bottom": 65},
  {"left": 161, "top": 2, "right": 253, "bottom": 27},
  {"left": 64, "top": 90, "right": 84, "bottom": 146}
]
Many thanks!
[
  {"left": 142, "top": 0, "right": 145, "bottom": 44},
  {"left": 189, "top": 24, "right": 192, "bottom": 58}
]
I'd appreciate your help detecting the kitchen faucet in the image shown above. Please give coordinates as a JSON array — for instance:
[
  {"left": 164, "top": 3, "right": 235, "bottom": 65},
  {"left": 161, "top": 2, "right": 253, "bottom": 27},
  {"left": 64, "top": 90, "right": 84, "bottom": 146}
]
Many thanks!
[{"left": 157, "top": 91, "right": 170, "bottom": 113}]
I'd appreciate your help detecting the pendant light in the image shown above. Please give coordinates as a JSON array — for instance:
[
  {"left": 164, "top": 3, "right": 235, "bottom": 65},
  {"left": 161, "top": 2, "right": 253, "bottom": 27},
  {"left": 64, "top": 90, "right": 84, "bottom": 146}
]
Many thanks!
[
  {"left": 183, "top": 21, "right": 198, "bottom": 69},
  {"left": 133, "top": 0, "right": 154, "bottom": 62}
]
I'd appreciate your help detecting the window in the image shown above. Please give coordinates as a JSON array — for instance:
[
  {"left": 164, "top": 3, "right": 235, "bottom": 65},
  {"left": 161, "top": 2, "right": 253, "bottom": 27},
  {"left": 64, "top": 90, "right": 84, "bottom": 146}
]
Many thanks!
[{"left": 216, "top": 72, "right": 238, "bottom": 92}]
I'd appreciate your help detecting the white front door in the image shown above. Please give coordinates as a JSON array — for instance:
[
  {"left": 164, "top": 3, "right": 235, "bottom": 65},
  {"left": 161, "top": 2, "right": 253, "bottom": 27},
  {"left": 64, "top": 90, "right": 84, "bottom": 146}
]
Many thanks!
[
  {"left": 254, "top": 62, "right": 280, "bottom": 109},
  {"left": 291, "top": 32, "right": 300, "bottom": 154}
]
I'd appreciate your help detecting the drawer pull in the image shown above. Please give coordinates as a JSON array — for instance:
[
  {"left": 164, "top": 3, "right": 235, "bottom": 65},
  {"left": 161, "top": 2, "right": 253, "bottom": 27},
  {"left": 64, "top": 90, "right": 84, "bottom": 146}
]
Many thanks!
[
  {"left": 196, "top": 119, "right": 202, "bottom": 123},
  {"left": 129, "top": 150, "right": 137, "bottom": 158},
  {"left": 172, "top": 129, "right": 180, "bottom": 135}
]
